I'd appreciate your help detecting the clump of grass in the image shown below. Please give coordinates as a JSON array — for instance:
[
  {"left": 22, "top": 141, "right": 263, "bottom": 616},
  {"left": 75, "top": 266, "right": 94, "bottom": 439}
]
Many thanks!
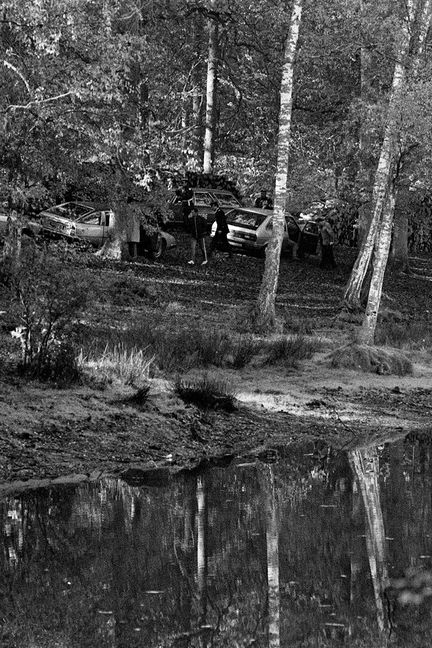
[
  {"left": 231, "top": 334, "right": 260, "bottom": 368},
  {"left": 78, "top": 344, "right": 153, "bottom": 386},
  {"left": 283, "top": 316, "right": 315, "bottom": 335},
  {"left": 329, "top": 343, "right": 413, "bottom": 376},
  {"left": 265, "top": 334, "right": 320, "bottom": 367},
  {"left": 175, "top": 373, "right": 237, "bottom": 411},
  {"left": 375, "top": 319, "right": 432, "bottom": 349},
  {"left": 122, "top": 384, "right": 151, "bottom": 408}
]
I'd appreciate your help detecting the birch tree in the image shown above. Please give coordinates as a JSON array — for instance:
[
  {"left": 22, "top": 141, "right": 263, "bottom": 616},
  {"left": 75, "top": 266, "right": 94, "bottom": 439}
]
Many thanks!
[
  {"left": 203, "top": 1, "right": 219, "bottom": 173},
  {"left": 345, "top": 0, "right": 432, "bottom": 327},
  {"left": 254, "top": 0, "right": 303, "bottom": 331},
  {"left": 357, "top": 0, "right": 432, "bottom": 344}
]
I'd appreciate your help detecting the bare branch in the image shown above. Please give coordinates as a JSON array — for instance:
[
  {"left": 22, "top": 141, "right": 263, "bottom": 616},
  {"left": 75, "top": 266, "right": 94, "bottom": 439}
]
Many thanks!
[
  {"left": 3, "top": 59, "right": 31, "bottom": 93},
  {"left": 5, "top": 91, "right": 74, "bottom": 113}
]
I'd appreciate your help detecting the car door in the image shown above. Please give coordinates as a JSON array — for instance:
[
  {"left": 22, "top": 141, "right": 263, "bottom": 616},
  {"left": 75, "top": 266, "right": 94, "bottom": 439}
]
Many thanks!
[
  {"left": 300, "top": 220, "right": 320, "bottom": 255},
  {"left": 75, "top": 211, "right": 105, "bottom": 246}
]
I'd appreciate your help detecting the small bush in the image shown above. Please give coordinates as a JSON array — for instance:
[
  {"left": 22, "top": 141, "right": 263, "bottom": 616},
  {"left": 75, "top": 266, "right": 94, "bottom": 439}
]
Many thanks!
[
  {"left": 79, "top": 345, "right": 153, "bottom": 386},
  {"left": 175, "top": 373, "right": 237, "bottom": 410},
  {"left": 265, "top": 334, "right": 320, "bottom": 367},
  {"left": 329, "top": 343, "right": 413, "bottom": 375},
  {"left": 6, "top": 244, "right": 90, "bottom": 382},
  {"left": 231, "top": 335, "right": 260, "bottom": 368},
  {"left": 122, "top": 384, "right": 151, "bottom": 408}
]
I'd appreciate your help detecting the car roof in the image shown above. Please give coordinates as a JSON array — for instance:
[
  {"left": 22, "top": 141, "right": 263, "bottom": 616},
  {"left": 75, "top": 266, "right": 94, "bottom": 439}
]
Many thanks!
[{"left": 230, "top": 206, "right": 272, "bottom": 216}]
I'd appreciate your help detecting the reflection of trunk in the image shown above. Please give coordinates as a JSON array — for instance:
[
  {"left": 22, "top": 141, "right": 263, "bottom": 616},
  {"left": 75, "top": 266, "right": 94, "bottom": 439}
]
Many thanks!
[
  {"left": 255, "top": 0, "right": 302, "bottom": 331},
  {"left": 260, "top": 465, "right": 280, "bottom": 648},
  {"left": 349, "top": 478, "right": 364, "bottom": 638},
  {"left": 350, "top": 447, "right": 389, "bottom": 635},
  {"left": 203, "top": 5, "right": 218, "bottom": 173},
  {"left": 196, "top": 475, "right": 207, "bottom": 625}
]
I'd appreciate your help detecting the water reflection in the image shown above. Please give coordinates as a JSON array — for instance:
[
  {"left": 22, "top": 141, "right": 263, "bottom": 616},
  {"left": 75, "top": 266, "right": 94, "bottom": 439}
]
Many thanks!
[{"left": 1, "top": 435, "right": 432, "bottom": 646}]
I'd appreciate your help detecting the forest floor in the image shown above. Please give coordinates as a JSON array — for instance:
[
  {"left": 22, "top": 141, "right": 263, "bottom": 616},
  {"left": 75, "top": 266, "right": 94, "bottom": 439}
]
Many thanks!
[{"left": 1, "top": 232, "right": 432, "bottom": 491}]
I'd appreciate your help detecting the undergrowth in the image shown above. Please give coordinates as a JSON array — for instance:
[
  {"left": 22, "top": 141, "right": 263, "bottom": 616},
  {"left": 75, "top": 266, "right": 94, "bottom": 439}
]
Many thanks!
[
  {"left": 175, "top": 373, "right": 237, "bottom": 410},
  {"left": 78, "top": 344, "right": 153, "bottom": 387},
  {"left": 375, "top": 319, "right": 432, "bottom": 349}
]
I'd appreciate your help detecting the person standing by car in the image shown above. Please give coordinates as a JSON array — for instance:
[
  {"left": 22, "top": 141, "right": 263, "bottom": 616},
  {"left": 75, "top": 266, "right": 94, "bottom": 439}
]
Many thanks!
[
  {"left": 208, "top": 201, "right": 232, "bottom": 259},
  {"left": 181, "top": 182, "right": 194, "bottom": 229},
  {"left": 318, "top": 216, "right": 337, "bottom": 268},
  {"left": 187, "top": 206, "right": 208, "bottom": 265},
  {"left": 254, "top": 189, "right": 273, "bottom": 209}
]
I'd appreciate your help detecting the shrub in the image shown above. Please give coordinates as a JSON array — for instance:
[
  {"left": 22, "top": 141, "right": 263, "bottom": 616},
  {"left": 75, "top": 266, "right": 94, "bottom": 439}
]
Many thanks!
[
  {"left": 329, "top": 343, "right": 413, "bottom": 375},
  {"left": 175, "top": 373, "right": 237, "bottom": 410},
  {"left": 6, "top": 243, "right": 90, "bottom": 382},
  {"left": 265, "top": 334, "right": 319, "bottom": 367}
]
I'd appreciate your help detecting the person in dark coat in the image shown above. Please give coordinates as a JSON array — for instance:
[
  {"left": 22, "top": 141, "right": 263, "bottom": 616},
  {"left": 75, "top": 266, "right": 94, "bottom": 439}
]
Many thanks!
[
  {"left": 318, "top": 216, "right": 337, "bottom": 268},
  {"left": 208, "top": 201, "right": 232, "bottom": 258},
  {"left": 187, "top": 206, "right": 208, "bottom": 265},
  {"left": 254, "top": 189, "right": 273, "bottom": 209},
  {"left": 180, "top": 183, "right": 194, "bottom": 229}
]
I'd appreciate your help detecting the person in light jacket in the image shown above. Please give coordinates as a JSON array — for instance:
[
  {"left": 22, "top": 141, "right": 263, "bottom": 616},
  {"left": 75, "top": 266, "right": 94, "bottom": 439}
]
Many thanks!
[{"left": 187, "top": 207, "right": 208, "bottom": 265}]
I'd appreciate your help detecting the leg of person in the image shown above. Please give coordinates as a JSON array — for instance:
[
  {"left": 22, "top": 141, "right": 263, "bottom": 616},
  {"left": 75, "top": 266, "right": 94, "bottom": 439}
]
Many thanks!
[
  {"left": 208, "top": 233, "right": 218, "bottom": 259},
  {"left": 223, "top": 233, "right": 232, "bottom": 258},
  {"left": 188, "top": 238, "right": 196, "bottom": 264},
  {"left": 329, "top": 246, "right": 337, "bottom": 268},
  {"left": 200, "top": 237, "right": 208, "bottom": 265},
  {"left": 320, "top": 245, "right": 329, "bottom": 268}
]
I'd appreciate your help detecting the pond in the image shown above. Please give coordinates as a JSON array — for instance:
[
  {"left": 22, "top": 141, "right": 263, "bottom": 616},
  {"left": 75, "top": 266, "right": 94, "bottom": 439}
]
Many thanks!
[{"left": 1, "top": 434, "right": 432, "bottom": 647}]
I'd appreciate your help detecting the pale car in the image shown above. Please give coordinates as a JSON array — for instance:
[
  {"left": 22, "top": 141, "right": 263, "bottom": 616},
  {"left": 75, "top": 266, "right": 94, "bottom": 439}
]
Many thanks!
[
  {"left": 38, "top": 202, "right": 176, "bottom": 259},
  {"left": 210, "top": 206, "right": 320, "bottom": 257}
]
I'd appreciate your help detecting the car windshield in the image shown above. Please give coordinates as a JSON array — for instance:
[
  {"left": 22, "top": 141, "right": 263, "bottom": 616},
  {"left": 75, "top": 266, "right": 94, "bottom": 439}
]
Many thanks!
[
  {"left": 48, "top": 203, "right": 93, "bottom": 219},
  {"left": 194, "top": 192, "right": 213, "bottom": 207},
  {"left": 228, "top": 210, "right": 268, "bottom": 230},
  {"left": 211, "top": 191, "right": 240, "bottom": 206}
]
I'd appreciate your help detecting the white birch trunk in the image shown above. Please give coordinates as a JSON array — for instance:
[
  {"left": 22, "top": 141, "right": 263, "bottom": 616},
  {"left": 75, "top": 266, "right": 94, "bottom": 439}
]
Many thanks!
[
  {"left": 203, "top": 6, "right": 218, "bottom": 174},
  {"left": 359, "top": 186, "right": 395, "bottom": 343},
  {"left": 255, "top": 0, "right": 302, "bottom": 330}
]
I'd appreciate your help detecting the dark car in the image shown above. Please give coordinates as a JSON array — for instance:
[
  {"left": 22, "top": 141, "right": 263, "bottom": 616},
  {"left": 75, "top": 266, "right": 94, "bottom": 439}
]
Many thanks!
[{"left": 168, "top": 188, "right": 242, "bottom": 228}]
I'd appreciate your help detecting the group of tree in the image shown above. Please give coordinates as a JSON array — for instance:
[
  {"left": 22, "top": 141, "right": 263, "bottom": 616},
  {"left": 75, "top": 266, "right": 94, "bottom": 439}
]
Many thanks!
[{"left": 2, "top": 0, "right": 432, "bottom": 342}]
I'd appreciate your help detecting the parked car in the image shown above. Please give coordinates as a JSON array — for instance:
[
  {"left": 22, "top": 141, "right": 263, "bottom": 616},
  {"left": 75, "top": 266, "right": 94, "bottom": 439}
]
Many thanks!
[
  {"left": 38, "top": 201, "right": 176, "bottom": 259},
  {"left": 168, "top": 188, "right": 242, "bottom": 228},
  {"left": 210, "top": 207, "right": 320, "bottom": 257}
]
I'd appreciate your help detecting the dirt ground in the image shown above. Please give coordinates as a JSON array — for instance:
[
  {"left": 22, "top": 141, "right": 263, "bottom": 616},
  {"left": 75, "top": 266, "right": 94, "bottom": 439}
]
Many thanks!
[{"left": 1, "top": 233, "right": 432, "bottom": 490}]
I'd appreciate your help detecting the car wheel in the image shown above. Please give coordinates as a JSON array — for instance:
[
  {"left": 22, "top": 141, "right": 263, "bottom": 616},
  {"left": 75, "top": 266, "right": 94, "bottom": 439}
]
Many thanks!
[{"left": 152, "top": 236, "right": 166, "bottom": 260}]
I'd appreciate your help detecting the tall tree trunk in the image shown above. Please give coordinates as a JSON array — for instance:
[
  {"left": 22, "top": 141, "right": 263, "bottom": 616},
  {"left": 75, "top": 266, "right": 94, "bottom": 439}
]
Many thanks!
[
  {"left": 254, "top": 0, "right": 302, "bottom": 331},
  {"left": 203, "top": 5, "right": 218, "bottom": 174},
  {"left": 96, "top": 165, "right": 129, "bottom": 260},
  {"left": 358, "top": 183, "right": 395, "bottom": 344}
]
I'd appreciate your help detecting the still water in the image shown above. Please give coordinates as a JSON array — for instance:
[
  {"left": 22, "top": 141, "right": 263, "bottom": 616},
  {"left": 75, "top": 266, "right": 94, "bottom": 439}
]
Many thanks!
[{"left": 1, "top": 435, "right": 432, "bottom": 647}]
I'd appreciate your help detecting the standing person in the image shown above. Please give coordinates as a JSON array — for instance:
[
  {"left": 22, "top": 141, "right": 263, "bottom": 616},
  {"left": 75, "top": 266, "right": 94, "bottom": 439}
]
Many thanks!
[
  {"left": 254, "top": 189, "right": 273, "bottom": 209},
  {"left": 318, "top": 216, "right": 337, "bottom": 268},
  {"left": 181, "top": 182, "right": 194, "bottom": 230},
  {"left": 208, "top": 201, "right": 232, "bottom": 259},
  {"left": 187, "top": 206, "right": 208, "bottom": 266}
]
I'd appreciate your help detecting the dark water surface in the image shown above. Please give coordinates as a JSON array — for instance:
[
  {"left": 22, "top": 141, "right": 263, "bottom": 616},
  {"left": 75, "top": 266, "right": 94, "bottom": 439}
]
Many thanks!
[{"left": 1, "top": 435, "right": 432, "bottom": 647}]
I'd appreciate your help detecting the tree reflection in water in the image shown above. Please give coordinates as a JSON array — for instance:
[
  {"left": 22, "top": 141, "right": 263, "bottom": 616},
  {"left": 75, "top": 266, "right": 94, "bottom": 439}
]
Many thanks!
[{"left": 1, "top": 436, "right": 432, "bottom": 646}]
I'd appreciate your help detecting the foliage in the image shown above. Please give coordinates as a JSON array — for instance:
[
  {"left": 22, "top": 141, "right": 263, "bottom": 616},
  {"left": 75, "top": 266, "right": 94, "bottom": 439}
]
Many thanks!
[
  {"left": 329, "top": 343, "right": 413, "bottom": 375},
  {"left": 4, "top": 242, "right": 90, "bottom": 382}
]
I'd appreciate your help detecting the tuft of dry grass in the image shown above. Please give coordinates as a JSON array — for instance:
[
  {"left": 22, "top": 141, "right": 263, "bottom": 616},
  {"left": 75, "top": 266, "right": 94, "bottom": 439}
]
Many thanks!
[
  {"left": 78, "top": 344, "right": 153, "bottom": 387},
  {"left": 329, "top": 343, "right": 413, "bottom": 376}
]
